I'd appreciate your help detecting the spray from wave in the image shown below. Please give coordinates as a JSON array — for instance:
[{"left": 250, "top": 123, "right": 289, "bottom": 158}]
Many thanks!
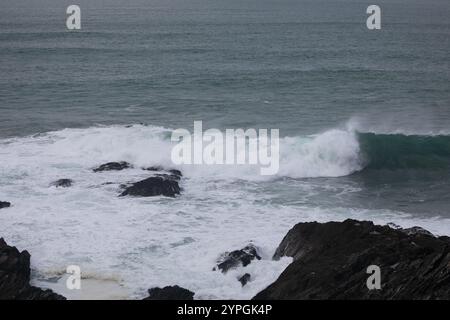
[
  {"left": 281, "top": 130, "right": 450, "bottom": 178},
  {"left": 0, "top": 123, "right": 449, "bottom": 181}
]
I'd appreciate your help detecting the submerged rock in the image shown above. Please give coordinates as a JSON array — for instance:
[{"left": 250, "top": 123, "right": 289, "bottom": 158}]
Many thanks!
[
  {"left": 93, "top": 161, "right": 132, "bottom": 172},
  {"left": 143, "top": 167, "right": 182, "bottom": 179},
  {"left": 142, "top": 166, "right": 164, "bottom": 172},
  {"left": 215, "top": 244, "right": 261, "bottom": 273},
  {"left": 143, "top": 285, "right": 194, "bottom": 300},
  {"left": 0, "top": 201, "right": 11, "bottom": 209},
  {"left": 253, "top": 219, "right": 450, "bottom": 300},
  {"left": 168, "top": 169, "right": 182, "bottom": 177},
  {"left": 0, "top": 238, "right": 65, "bottom": 300},
  {"left": 50, "top": 179, "right": 73, "bottom": 188},
  {"left": 238, "top": 273, "right": 251, "bottom": 286},
  {"left": 120, "top": 176, "right": 180, "bottom": 197}
]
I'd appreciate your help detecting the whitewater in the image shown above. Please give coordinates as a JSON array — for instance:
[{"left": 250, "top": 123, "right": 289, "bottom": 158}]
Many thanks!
[{"left": 0, "top": 123, "right": 449, "bottom": 299}]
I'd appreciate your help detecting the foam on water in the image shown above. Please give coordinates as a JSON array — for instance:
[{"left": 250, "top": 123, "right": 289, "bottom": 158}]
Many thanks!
[{"left": 0, "top": 124, "right": 449, "bottom": 299}]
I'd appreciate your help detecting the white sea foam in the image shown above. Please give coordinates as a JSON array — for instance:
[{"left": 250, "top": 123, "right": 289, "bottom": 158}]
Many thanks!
[
  {"left": 0, "top": 124, "right": 365, "bottom": 181},
  {"left": 0, "top": 124, "right": 448, "bottom": 299}
]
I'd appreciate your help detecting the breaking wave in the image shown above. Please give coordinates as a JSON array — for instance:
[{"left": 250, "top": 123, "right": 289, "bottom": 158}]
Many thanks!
[{"left": 0, "top": 124, "right": 448, "bottom": 181}]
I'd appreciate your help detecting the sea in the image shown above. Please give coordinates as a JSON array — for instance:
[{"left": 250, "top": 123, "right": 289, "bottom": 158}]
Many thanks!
[{"left": 0, "top": 0, "right": 449, "bottom": 299}]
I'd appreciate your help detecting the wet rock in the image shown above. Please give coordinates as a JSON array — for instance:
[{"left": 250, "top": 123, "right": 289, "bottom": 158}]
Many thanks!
[
  {"left": 155, "top": 173, "right": 181, "bottom": 181},
  {"left": 143, "top": 285, "right": 194, "bottom": 300},
  {"left": 120, "top": 176, "right": 180, "bottom": 197},
  {"left": 168, "top": 169, "right": 182, "bottom": 177},
  {"left": 143, "top": 167, "right": 182, "bottom": 179},
  {"left": 388, "top": 223, "right": 434, "bottom": 237},
  {"left": 93, "top": 161, "right": 132, "bottom": 172},
  {"left": 0, "top": 201, "right": 11, "bottom": 209},
  {"left": 387, "top": 222, "right": 401, "bottom": 230},
  {"left": 401, "top": 226, "right": 434, "bottom": 237},
  {"left": 253, "top": 219, "right": 450, "bottom": 300},
  {"left": 0, "top": 238, "right": 65, "bottom": 300},
  {"left": 239, "top": 273, "right": 251, "bottom": 286},
  {"left": 215, "top": 244, "right": 261, "bottom": 273},
  {"left": 50, "top": 179, "right": 73, "bottom": 188},
  {"left": 142, "top": 166, "right": 164, "bottom": 172}
]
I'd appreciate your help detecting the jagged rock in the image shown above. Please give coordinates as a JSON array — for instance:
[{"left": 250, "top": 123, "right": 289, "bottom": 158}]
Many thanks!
[
  {"left": 0, "top": 202, "right": 11, "bottom": 209},
  {"left": 143, "top": 285, "right": 194, "bottom": 300},
  {"left": 387, "top": 222, "right": 401, "bottom": 230},
  {"left": 253, "top": 219, "right": 450, "bottom": 300},
  {"left": 0, "top": 238, "right": 65, "bottom": 300},
  {"left": 215, "top": 244, "right": 261, "bottom": 273},
  {"left": 50, "top": 179, "right": 73, "bottom": 188},
  {"left": 239, "top": 273, "right": 251, "bottom": 286},
  {"left": 120, "top": 176, "right": 180, "bottom": 197},
  {"left": 93, "top": 161, "right": 132, "bottom": 172},
  {"left": 401, "top": 226, "right": 434, "bottom": 237}
]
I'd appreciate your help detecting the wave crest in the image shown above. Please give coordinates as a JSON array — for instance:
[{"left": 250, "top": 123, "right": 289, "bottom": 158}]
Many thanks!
[{"left": 1, "top": 124, "right": 448, "bottom": 181}]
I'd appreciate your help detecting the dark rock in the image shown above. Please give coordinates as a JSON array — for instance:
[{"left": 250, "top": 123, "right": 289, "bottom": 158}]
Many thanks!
[
  {"left": 0, "top": 238, "right": 65, "bottom": 300},
  {"left": 142, "top": 166, "right": 164, "bottom": 172},
  {"left": 142, "top": 167, "right": 182, "bottom": 178},
  {"left": 155, "top": 173, "right": 181, "bottom": 181},
  {"left": 388, "top": 222, "right": 434, "bottom": 237},
  {"left": 215, "top": 244, "right": 261, "bottom": 273},
  {"left": 401, "top": 226, "right": 434, "bottom": 237},
  {"left": 387, "top": 222, "right": 401, "bottom": 230},
  {"left": 0, "top": 201, "right": 11, "bottom": 209},
  {"left": 239, "top": 273, "right": 251, "bottom": 286},
  {"left": 169, "top": 169, "right": 182, "bottom": 177},
  {"left": 50, "top": 179, "right": 73, "bottom": 188},
  {"left": 253, "top": 219, "right": 450, "bottom": 300},
  {"left": 141, "top": 167, "right": 182, "bottom": 183},
  {"left": 120, "top": 176, "right": 180, "bottom": 198},
  {"left": 143, "top": 285, "right": 194, "bottom": 300},
  {"left": 93, "top": 161, "right": 132, "bottom": 172}
]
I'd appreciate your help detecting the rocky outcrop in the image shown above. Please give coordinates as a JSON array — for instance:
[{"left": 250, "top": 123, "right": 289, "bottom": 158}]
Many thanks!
[
  {"left": 253, "top": 219, "right": 450, "bottom": 300},
  {"left": 0, "top": 201, "right": 11, "bottom": 209},
  {"left": 215, "top": 244, "right": 261, "bottom": 273},
  {"left": 93, "top": 161, "right": 132, "bottom": 172},
  {"left": 0, "top": 238, "right": 65, "bottom": 300},
  {"left": 50, "top": 179, "right": 73, "bottom": 188},
  {"left": 120, "top": 176, "right": 181, "bottom": 198},
  {"left": 143, "top": 285, "right": 194, "bottom": 300}
]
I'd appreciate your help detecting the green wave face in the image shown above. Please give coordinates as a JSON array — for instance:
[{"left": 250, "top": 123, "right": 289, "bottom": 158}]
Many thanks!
[{"left": 357, "top": 132, "right": 450, "bottom": 170}]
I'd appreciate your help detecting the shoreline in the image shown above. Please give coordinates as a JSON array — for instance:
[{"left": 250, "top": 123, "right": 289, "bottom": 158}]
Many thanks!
[{"left": 2, "top": 218, "right": 449, "bottom": 300}]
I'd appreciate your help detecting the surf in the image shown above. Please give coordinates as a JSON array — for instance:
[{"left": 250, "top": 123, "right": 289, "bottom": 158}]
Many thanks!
[{"left": 0, "top": 124, "right": 449, "bottom": 182}]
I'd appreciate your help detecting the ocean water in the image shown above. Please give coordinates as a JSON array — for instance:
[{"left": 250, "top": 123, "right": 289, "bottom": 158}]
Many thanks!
[{"left": 0, "top": 0, "right": 449, "bottom": 299}]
